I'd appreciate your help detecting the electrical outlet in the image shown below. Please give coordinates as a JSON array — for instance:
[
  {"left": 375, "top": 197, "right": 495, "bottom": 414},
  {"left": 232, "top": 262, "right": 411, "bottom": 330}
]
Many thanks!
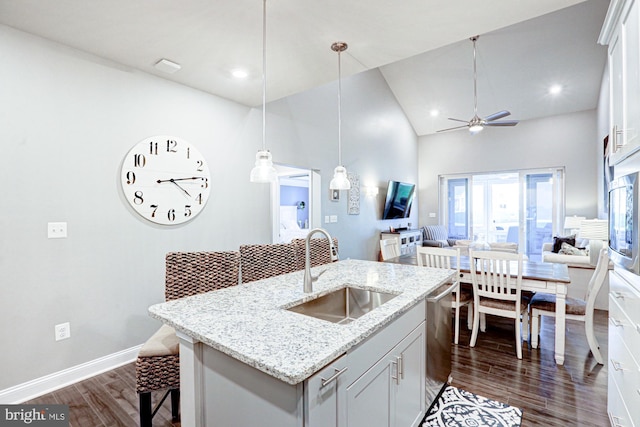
[
  {"left": 48, "top": 222, "right": 68, "bottom": 239},
  {"left": 55, "top": 322, "right": 71, "bottom": 341}
]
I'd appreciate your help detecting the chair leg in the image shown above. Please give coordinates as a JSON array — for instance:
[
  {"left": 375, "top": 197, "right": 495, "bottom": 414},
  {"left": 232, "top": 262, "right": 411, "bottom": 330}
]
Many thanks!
[
  {"left": 470, "top": 306, "right": 480, "bottom": 348},
  {"left": 453, "top": 305, "right": 461, "bottom": 345},
  {"left": 139, "top": 392, "right": 152, "bottom": 427},
  {"left": 522, "top": 309, "right": 529, "bottom": 342},
  {"left": 480, "top": 312, "right": 486, "bottom": 332},
  {"left": 170, "top": 388, "right": 180, "bottom": 421},
  {"left": 585, "top": 313, "right": 604, "bottom": 364},
  {"left": 515, "top": 318, "right": 522, "bottom": 359},
  {"left": 467, "top": 303, "right": 473, "bottom": 330},
  {"left": 531, "top": 309, "right": 540, "bottom": 349}
]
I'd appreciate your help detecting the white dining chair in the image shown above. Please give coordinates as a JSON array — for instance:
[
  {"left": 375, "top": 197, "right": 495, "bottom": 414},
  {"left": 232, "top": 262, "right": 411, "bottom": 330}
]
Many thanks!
[
  {"left": 469, "top": 249, "right": 528, "bottom": 359},
  {"left": 380, "top": 238, "right": 400, "bottom": 260},
  {"left": 416, "top": 246, "right": 473, "bottom": 344},
  {"left": 530, "top": 247, "right": 609, "bottom": 364}
]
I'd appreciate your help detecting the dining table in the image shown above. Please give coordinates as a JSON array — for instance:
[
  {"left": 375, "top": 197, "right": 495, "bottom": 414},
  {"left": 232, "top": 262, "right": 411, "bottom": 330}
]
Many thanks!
[{"left": 387, "top": 253, "right": 572, "bottom": 365}]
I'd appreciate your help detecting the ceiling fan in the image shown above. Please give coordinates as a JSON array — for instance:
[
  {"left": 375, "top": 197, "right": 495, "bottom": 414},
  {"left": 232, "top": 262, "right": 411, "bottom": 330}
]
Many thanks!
[{"left": 437, "top": 35, "right": 519, "bottom": 134}]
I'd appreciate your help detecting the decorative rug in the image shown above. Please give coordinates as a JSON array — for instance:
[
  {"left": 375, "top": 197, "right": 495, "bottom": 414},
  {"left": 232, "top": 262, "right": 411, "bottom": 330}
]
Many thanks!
[{"left": 422, "top": 385, "right": 522, "bottom": 427}]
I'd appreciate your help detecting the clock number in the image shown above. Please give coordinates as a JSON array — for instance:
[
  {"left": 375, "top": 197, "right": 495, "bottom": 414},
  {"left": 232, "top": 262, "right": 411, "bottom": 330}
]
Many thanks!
[
  {"left": 125, "top": 171, "right": 136, "bottom": 185},
  {"left": 168, "top": 209, "right": 176, "bottom": 222},
  {"left": 184, "top": 205, "right": 192, "bottom": 217},
  {"left": 133, "top": 191, "right": 144, "bottom": 205},
  {"left": 186, "top": 147, "right": 190, "bottom": 159},
  {"left": 150, "top": 204, "right": 158, "bottom": 217},
  {"left": 167, "top": 139, "right": 178, "bottom": 153},
  {"left": 134, "top": 154, "right": 146, "bottom": 168},
  {"left": 196, "top": 193, "right": 203, "bottom": 205},
  {"left": 196, "top": 160, "right": 204, "bottom": 172},
  {"left": 201, "top": 178, "right": 209, "bottom": 189},
  {"left": 149, "top": 141, "right": 158, "bottom": 155}
]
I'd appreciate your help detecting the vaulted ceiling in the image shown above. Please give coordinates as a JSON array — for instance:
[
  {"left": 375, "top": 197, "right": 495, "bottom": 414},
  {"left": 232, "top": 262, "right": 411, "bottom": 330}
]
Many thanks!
[{"left": 0, "top": 0, "right": 609, "bottom": 135}]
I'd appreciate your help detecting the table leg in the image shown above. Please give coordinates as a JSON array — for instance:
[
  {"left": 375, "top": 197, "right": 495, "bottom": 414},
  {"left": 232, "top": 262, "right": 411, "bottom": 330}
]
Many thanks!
[{"left": 554, "top": 284, "right": 567, "bottom": 365}]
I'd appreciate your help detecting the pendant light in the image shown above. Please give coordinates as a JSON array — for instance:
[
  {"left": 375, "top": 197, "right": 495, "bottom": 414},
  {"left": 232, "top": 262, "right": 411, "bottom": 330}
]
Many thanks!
[
  {"left": 329, "top": 42, "right": 351, "bottom": 191},
  {"left": 250, "top": 0, "right": 277, "bottom": 183}
]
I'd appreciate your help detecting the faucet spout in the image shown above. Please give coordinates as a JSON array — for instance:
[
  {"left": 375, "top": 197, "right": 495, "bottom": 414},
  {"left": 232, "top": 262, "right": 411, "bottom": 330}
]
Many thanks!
[{"left": 303, "top": 228, "right": 338, "bottom": 293}]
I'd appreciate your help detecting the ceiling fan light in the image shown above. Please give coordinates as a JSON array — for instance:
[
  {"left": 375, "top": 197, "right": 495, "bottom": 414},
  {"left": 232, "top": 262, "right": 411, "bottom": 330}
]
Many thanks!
[
  {"left": 469, "top": 124, "right": 484, "bottom": 133},
  {"left": 329, "top": 166, "right": 351, "bottom": 190},
  {"left": 250, "top": 150, "right": 277, "bottom": 182}
]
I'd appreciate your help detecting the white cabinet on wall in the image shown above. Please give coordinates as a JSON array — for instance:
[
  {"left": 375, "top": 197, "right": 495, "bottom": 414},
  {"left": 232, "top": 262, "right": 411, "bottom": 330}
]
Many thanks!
[{"left": 600, "top": 0, "right": 640, "bottom": 164}]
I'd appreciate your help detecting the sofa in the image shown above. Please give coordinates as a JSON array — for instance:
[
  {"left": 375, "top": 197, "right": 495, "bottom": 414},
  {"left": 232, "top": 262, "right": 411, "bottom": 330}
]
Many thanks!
[
  {"left": 421, "top": 225, "right": 458, "bottom": 248},
  {"left": 541, "top": 241, "right": 610, "bottom": 310}
]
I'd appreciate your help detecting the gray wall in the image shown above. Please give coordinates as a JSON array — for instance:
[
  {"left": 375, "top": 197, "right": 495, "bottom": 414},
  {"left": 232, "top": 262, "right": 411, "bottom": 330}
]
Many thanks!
[
  {"left": 417, "top": 109, "right": 602, "bottom": 226},
  {"left": 0, "top": 25, "right": 417, "bottom": 389}
]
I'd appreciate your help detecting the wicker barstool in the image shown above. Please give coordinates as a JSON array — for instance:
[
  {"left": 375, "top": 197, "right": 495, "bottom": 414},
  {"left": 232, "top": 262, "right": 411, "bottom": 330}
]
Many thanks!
[
  {"left": 291, "top": 237, "right": 339, "bottom": 271},
  {"left": 135, "top": 251, "right": 240, "bottom": 427},
  {"left": 239, "top": 243, "right": 299, "bottom": 283}
]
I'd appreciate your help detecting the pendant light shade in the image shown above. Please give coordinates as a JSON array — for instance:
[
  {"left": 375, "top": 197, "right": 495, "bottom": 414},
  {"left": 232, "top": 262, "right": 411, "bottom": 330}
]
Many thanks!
[
  {"left": 250, "top": 0, "right": 277, "bottom": 183},
  {"left": 329, "top": 42, "right": 351, "bottom": 191}
]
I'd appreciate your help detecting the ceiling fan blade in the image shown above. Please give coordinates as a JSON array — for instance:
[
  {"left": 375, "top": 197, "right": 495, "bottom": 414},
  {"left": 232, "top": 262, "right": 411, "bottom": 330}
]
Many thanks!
[
  {"left": 436, "top": 124, "right": 468, "bottom": 133},
  {"left": 483, "top": 110, "right": 511, "bottom": 122},
  {"left": 484, "top": 120, "right": 519, "bottom": 127},
  {"left": 447, "top": 117, "right": 470, "bottom": 123}
]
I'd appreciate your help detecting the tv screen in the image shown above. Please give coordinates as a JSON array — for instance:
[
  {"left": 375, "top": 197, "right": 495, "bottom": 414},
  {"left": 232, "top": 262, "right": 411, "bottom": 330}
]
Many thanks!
[{"left": 382, "top": 181, "right": 415, "bottom": 220}]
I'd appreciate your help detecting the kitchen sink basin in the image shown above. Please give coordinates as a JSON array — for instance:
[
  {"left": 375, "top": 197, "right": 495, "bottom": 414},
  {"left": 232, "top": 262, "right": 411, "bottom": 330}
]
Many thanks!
[{"left": 287, "top": 286, "right": 398, "bottom": 325}]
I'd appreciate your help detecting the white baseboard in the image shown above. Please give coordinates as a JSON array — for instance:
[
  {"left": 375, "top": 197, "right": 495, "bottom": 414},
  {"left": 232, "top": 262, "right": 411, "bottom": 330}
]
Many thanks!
[{"left": 0, "top": 345, "right": 142, "bottom": 404}]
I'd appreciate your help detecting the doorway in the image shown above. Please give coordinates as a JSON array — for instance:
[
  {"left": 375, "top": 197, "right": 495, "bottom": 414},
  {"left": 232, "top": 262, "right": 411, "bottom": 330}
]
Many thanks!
[{"left": 270, "top": 165, "right": 321, "bottom": 243}]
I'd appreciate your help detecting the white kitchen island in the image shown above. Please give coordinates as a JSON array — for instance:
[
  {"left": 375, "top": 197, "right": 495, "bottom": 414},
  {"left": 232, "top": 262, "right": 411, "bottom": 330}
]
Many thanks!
[{"left": 149, "top": 259, "right": 453, "bottom": 427}]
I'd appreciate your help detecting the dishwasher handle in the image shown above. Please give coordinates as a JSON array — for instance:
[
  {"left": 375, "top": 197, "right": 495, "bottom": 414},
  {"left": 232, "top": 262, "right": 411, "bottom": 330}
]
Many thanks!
[{"left": 426, "top": 281, "right": 458, "bottom": 303}]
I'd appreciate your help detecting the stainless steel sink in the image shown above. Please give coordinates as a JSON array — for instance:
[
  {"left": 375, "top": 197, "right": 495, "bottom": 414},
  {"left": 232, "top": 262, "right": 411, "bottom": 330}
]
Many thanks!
[{"left": 287, "top": 286, "right": 398, "bottom": 325}]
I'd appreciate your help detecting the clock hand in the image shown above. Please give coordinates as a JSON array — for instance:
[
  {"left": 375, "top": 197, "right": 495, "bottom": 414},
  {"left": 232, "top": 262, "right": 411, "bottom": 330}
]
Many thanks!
[
  {"left": 157, "top": 177, "right": 206, "bottom": 183},
  {"left": 156, "top": 178, "right": 191, "bottom": 197}
]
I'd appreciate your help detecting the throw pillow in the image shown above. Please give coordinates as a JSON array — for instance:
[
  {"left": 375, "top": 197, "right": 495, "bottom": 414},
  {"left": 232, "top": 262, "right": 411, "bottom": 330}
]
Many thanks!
[
  {"left": 558, "top": 242, "right": 588, "bottom": 256},
  {"left": 552, "top": 235, "right": 575, "bottom": 253}
]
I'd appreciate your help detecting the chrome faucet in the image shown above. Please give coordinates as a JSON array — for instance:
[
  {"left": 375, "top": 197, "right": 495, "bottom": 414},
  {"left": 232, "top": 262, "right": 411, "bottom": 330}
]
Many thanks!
[{"left": 303, "top": 228, "right": 339, "bottom": 293}]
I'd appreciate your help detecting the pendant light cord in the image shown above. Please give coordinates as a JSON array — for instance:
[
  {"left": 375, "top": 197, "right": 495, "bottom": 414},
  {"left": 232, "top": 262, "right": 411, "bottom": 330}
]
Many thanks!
[
  {"left": 472, "top": 36, "right": 478, "bottom": 117},
  {"left": 337, "top": 48, "right": 342, "bottom": 166},
  {"left": 262, "top": 0, "right": 267, "bottom": 151}
]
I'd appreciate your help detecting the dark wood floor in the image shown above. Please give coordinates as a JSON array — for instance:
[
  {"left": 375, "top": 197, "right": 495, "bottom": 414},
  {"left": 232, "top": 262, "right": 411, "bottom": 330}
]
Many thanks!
[{"left": 25, "top": 310, "right": 608, "bottom": 426}]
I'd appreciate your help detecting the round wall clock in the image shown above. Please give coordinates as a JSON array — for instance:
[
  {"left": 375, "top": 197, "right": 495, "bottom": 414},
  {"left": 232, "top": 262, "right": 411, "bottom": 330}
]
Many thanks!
[{"left": 120, "top": 135, "right": 211, "bottom": 225}]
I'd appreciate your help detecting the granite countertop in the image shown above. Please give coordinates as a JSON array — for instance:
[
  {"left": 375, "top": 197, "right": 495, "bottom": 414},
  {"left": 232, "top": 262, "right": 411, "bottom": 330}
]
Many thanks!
[{"left": 148, "top": 259, "right": 453, "bottom": 385}]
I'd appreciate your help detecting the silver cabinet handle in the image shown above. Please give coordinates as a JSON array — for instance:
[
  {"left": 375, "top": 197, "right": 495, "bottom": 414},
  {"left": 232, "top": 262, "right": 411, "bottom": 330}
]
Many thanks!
[
  {"left": 398, "top": 355, "right": 404, "bottom": 380},
  {"left": 320, "top": 366, "right": 348, "bottom": 388},
  {"left": 610, "top": 317, "right": 624, "bottom": 327},
  {"left": 391, "top": 358, "right": 400, "bottom": 385},
  {"left": 611, "top": 359, "right": 627, "bottom": 372},
  {"left": 612, "top": 291, "right": 625, "bottom": 300}
]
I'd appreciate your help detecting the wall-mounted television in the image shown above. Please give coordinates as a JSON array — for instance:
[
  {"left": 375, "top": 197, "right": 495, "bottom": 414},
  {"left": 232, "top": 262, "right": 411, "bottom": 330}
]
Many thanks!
[{"left": 382, "top": 180, "right": 415, "bottom": 220}]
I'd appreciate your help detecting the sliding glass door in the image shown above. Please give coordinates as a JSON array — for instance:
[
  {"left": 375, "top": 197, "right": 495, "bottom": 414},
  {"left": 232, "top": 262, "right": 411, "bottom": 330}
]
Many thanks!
[{"left": 439, "top": 168, "right": 565, "bottom": 261}]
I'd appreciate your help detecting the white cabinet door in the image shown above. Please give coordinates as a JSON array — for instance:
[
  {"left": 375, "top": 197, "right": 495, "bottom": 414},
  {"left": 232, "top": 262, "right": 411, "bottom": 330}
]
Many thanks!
[
  {"left": 346, "top": 323, "right": 426, "bottom": 427},
  {"left": 346, "top": 354, "right": 394, "bottom": 427},
  {"left": 393, "top": 325, "right": 425, "bottom": 427},
  {"left": 306, "top": 354, "right": 348, "bottom": 427},
  {"left": 623, "top": 0, "right": 640, "bottom": 149}
]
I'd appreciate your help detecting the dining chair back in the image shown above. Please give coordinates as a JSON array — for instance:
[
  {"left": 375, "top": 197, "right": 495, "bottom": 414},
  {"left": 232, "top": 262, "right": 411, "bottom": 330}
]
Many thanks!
[
  {"left": 530, "top": 247, "right": 609, "bottom": 364},
  {"left": 416, "top": 246, "right": 473, "bottom": 344},
  {"left": 239, "top": 243, "right": 299, "bottom": 283},
  {"left": 135, "top": 251, "right": 240, "bottom": 427},
  {"left": 469, "top": 249, "right": 528, "bottom": 359},
  {"left": 291, "top": 237, "right": 339, "bottom": 271},
  {"left": 380, "top": 238, "right": 400, "bottom": 260}
]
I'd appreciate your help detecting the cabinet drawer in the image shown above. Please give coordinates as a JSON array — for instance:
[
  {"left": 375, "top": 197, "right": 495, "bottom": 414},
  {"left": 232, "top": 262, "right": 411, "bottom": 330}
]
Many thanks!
[
  {"left": 610, "top": 295, "right": 640, "bottom": 368},
  {"left": 610, "top": 271, "right": 640, "bottom": 323},
  {"left": 609, "top": 373, "right": 636, "bottom": 427}
]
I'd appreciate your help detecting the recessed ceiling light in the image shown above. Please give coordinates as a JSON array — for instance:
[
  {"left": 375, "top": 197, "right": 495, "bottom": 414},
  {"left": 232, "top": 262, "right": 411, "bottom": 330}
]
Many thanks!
[
  {"left": 154, "top": 58, "right": 181, "bottom": 74},
  {"left": 549, "top": 84, "right": 562, "bottom": 95},
  {"left": 430, "top": 109, "right": 440, "bottom": 117},
  {"left": 231, "top": 69, "right": 249, "bottom": 79}
]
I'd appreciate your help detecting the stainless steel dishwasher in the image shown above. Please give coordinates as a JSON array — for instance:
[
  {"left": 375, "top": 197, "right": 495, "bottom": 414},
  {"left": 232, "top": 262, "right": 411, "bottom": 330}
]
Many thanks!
[{"left": 425, "top": 280, "right": 455, "bottom": 406}]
